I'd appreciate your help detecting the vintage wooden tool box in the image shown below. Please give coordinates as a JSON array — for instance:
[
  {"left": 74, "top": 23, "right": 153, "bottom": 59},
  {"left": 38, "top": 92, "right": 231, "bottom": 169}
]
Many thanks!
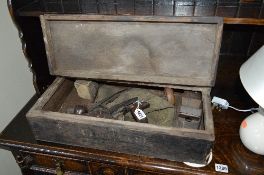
[{"left": 27, "top": 15, "right": 223, "bottom": 164}]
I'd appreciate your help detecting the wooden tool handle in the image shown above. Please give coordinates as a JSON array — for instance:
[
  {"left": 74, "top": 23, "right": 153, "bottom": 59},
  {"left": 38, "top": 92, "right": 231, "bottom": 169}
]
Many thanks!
[{"left": 164, "top": 87, "right": 175, "bottom": 105}]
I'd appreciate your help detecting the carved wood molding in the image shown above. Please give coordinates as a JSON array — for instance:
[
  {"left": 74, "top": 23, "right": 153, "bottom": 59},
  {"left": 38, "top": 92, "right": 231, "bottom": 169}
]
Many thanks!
[{"left": 7, "top": 0, "right": 40, "bottom": 94}]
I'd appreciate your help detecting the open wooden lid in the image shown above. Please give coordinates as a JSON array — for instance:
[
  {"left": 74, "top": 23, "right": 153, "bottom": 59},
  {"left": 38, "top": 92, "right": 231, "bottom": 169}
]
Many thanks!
[{"left": 41, "top": 15, "right": 223, "bottom": 87}]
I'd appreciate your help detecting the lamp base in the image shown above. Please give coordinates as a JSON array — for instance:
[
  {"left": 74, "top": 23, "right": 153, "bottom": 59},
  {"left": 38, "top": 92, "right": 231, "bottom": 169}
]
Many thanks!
[{"left": 239, "top": 110, "right": 264, "bottom": 155}]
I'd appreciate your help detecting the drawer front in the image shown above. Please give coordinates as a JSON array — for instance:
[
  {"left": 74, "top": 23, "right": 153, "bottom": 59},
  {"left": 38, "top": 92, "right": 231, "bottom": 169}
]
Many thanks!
[
  {"left": 18, "top": 151, "right": 89, "bottom": 174},
  {"left": 128, "top": 168, "right": 194, "bottom": 175},
  {"left": 89, "top": 162, "right": 125, "bottom": 175},
  {"left": 30, "top": 165, "right": 88, "bottom": 175},
  {"left": 127, "top": 169, "right": 166, "bottom": 175}
]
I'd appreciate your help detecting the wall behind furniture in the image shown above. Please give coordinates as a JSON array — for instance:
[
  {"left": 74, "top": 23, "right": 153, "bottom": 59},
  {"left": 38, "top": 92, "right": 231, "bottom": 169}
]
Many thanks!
[{"left": 0, "top": 1, "right": 35, "bottom": 175}]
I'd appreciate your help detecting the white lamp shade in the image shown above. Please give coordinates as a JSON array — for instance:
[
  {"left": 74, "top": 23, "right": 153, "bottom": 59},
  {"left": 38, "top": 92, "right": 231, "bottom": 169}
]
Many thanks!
[{"left": 239, "top": 45, "right": 264, "bottom": 108}]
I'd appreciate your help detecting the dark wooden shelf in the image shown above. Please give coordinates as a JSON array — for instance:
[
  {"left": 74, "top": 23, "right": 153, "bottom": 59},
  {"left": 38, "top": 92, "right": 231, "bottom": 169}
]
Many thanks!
[
  {"left": 16, "top": 0, "right": 264, "bottom": 25},
  {"left": 16, "top": 0, "right": 49, "bottom": 17},
  {"left": 224, "top": 17, "right": 264, "bottom": 25}
]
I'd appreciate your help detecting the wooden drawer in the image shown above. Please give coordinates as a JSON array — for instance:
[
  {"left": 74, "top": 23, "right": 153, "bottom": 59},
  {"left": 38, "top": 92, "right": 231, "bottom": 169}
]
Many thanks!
[
  {"left": 127, "top": 168, "right": 198, "bottom": 175},
  {"left": 127, "top": 169, "right": 167, "bottom": 175},
  {"left": 18, "top": 151, "right": 89, "bottom": 174},
  {"left": 89, "top": 162, "right": 125, "bottom": 175},
  {"left": 30, "top": 165, "right": 88, "bottom": 175}
]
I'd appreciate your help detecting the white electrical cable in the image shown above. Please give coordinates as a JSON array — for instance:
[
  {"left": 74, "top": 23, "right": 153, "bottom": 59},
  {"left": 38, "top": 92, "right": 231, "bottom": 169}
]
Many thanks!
[
  {"left": 211, "top": 96, "right": 259, "bottom": 113},
  {"left": 228, "top": 106, "right": 258, "bottom": 112}
]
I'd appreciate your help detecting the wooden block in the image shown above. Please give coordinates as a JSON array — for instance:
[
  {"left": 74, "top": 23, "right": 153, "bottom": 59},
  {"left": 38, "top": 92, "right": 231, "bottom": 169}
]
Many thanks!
[
  {"left": 74, "top": 80, "right": 98, "bottom": 101},
  {"left": 178, "top": 106, "right": 202, "bottom": 129},
  {"left": 181, "top": 91, "right": 202, "bottom": 108},
  {"left": 179, "top": 106, "right": 202, "bottom": 119},
  {"left": 177, "top": 116, "right": 201, "bottom": 129}
]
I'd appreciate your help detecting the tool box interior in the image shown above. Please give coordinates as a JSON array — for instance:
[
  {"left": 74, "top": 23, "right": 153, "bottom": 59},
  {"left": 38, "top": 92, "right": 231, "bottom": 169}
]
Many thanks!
[{"left": 43, "top": 78, "right": 204, "bottom": 129}]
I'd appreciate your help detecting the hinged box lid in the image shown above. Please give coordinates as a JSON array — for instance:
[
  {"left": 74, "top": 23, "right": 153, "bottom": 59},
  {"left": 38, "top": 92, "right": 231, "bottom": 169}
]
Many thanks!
[{"left": 41, "top": 15, "right": 223, "bottom": 87}]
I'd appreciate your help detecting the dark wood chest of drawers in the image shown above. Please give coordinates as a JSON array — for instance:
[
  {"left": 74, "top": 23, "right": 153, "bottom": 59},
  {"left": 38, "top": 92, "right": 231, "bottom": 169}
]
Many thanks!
[{"left": 1, "top": 95, "right": 264, "bottom": 175}]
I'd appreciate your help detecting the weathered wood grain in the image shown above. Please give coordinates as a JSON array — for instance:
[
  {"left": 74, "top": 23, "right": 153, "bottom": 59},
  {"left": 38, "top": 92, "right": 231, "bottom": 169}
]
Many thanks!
[
  {"left": 42, "top": 79, "right": 73, "bottom": 111},
  {"left": 27, "top": 77, "right": 215, "bottom": 163},
  {"left": 40, "top": 15, "right": 223, "bottom": 87},
  {"left": 28, "top": 114, "right": 212, "bottom": 163}
]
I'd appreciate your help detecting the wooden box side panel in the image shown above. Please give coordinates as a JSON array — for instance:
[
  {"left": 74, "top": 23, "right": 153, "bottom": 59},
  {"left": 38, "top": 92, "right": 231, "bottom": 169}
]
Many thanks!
[
  {"left": 28, "top": 116, "right": 212, "bottom": 163},
  {"left": 202, "top": 91, "right": 215, "bottom": 138},
  {"left": 41, "top": 15, "right": 223, "bottom": 87},
  {"left": 28, "top": 77, "right": 67, "bottom": 111}
]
